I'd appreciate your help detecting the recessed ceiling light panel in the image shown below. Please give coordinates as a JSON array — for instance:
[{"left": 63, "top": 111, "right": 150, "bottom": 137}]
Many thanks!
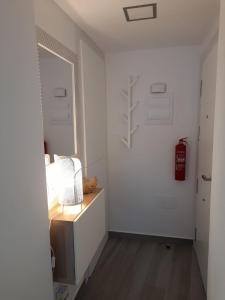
[{"left": 123, "top": 3, "right": 157, "bottom": 22}]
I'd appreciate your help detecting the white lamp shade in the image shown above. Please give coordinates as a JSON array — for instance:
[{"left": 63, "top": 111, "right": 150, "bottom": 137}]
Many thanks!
[{"left": 55, "top": 157, "right": 83, "bottom": 206}]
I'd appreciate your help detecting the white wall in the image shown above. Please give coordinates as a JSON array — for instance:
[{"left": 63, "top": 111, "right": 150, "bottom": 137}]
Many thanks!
[
  {"left": 80, "top": 41, "right": 107, "bottom": 191},
  {"left": 39, "top": 55, "right": 75, "bottom": 158},
  {"left": 201, "top": 18, "right": 219, "bottom": 61},
  {"left": 106, "top": 47, "right": 201, "bottom": 238},
  {"left": 34, "top": 0, "right": 107, "bottom": 192},
  {"left": 207, "top": 1, "right": 225, "bottom": 299},
  {"left": 0, "top": 1, "right": 53, "bottom": 299},
  {"left": 34, "top": 0, "right": 101, "bottom": 56}
]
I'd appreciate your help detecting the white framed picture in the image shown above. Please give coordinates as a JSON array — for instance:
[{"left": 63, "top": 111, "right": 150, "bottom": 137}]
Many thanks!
[{"left": 145, "top": 93, "right": 174, "bottom": 125}]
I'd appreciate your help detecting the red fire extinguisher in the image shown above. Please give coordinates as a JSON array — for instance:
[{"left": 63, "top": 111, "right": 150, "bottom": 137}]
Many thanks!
[{"left": 175, "top": 138, "right": 187, "bottom": 181}]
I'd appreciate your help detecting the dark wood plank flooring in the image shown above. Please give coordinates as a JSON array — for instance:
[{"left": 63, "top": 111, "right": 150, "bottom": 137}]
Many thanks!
[{"left": 76, "top": 233, "right": 206, "bottom": 300}]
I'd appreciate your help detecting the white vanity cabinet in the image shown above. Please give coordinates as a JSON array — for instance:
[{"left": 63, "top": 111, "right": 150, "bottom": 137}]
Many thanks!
[
  {"left": 73, "top": 189, "right": 106, "bottom": 284},
  {"left": 50, "top": 189, "right": 106, "bottom": 286}
]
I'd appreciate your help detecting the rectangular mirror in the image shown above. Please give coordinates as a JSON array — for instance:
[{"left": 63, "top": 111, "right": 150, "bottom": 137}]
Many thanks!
[{"left": 38, "top": 44, "right": 77, "bottom": 160}]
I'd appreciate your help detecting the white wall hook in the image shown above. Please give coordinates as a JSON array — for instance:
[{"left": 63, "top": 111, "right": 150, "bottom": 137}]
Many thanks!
[
  {"left": 130, "top": 101, "right": 139, "bottom": 112},
  {"left": 131, "top": 125, "right": 139, "bottom": 136},
  {"left": 121, "top": 89, "right": 128, "bottom": 98},
  {"left": 120, "top": 75, "right": 140, "bottom": 149},
  {"left": 121, "top": 137, "right": 129, "bottom": 147}
]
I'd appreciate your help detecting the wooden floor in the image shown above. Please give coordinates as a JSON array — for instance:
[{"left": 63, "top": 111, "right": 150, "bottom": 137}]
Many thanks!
[{"left": 76, "top": 233, "right": 206, "bottom": 300}]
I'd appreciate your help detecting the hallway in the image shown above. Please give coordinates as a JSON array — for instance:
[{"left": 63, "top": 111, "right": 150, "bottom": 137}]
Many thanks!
[
  {"left": 76, "top": 234, "right": 206, "bottom": 300},
  {"left": 2, "top": 1, "right": 225, "bottom": 300}
]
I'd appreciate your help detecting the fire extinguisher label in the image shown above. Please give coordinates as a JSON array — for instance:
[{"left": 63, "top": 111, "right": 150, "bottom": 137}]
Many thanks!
[{"left": 175, "top": 142, "right": 187, "bottom": 181}]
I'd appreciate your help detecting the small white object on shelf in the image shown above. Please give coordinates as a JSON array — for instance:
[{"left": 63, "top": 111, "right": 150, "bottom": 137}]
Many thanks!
[
  {"left": 55, "top": 284, "right": 69, "bottom": 300},
  {"left": 121, "top": 75, "right": 140, "bottom": 149}
]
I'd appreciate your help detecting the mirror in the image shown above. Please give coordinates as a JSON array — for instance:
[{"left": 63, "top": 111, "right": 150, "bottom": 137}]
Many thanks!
[{"left": 38, "top": 44, "right": 77, "bottom": 161}]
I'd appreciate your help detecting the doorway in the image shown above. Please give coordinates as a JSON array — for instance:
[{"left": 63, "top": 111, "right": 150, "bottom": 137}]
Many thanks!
[{"left": 195, "top": 41, "right": 218, "bottom": 289}]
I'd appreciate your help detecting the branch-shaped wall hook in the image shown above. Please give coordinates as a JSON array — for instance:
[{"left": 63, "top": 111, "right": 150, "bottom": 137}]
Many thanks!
[{"left": 120, "top": 75, "right": 140, "bottom": 149}]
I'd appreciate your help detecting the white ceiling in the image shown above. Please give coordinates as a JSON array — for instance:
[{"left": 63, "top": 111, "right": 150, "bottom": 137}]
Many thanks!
[{"left": 54, "top": 0, "right": 219, "bottom": 52}]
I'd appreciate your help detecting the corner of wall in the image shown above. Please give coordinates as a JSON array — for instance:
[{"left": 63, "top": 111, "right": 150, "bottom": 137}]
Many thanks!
[{"left": 201, "top": 16, "right": 219, "bottom": 61}]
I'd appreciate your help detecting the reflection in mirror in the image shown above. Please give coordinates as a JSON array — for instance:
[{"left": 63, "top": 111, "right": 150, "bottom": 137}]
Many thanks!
[
  {"left": 38, "top": 45, "right": 79, "bottom": 210},
  {"left": 38, "top": 45, "right": 76, "bottom": 161}
]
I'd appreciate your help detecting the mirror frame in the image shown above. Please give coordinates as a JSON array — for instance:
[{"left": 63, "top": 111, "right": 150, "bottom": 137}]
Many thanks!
[{"left": 36, "top": 27, "right": 78, "bottom": 155}]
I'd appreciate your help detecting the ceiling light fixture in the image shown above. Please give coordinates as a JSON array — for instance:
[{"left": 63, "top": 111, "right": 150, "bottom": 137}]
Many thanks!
[{"left": 123, "top": 3, "right": 157, "bottom": 22}]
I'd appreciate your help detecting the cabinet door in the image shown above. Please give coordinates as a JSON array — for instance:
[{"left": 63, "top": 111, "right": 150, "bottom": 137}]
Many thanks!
[{"left": 73, "top": 190, "right": 106, "bottom": 284}]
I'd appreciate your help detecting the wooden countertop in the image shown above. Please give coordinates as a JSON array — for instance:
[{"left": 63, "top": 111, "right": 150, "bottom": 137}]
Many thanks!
[{"left": 48, "top": 188, "right": 103, "bottom": 222}]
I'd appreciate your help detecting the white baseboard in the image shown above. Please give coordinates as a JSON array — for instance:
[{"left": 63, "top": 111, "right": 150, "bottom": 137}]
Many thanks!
[{"left": 109, "top": 229, "right": 193, "bottom": 241}]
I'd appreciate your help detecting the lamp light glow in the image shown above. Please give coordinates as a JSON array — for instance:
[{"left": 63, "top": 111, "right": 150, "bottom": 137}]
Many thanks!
[{"left": 46, "top": 157, "right": 83, "bottom": 208}]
